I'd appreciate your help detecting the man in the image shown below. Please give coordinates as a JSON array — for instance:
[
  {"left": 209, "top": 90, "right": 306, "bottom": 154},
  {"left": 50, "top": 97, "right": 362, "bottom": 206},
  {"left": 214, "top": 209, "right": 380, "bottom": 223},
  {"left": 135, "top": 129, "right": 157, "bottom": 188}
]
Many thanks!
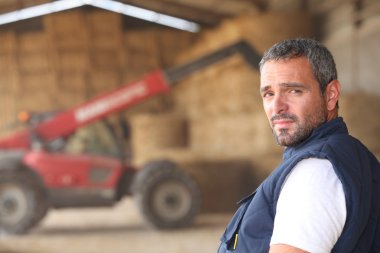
[{"left": 217, "top": 38, "right": 380, "bottom": 253}]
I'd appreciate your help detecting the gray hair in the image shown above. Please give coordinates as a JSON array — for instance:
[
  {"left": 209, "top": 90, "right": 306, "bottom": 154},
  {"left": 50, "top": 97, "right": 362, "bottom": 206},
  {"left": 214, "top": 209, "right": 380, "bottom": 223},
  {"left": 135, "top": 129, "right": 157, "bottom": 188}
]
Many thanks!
[{"left": 259, "top": 38, "right": 337, "bottom": 94}]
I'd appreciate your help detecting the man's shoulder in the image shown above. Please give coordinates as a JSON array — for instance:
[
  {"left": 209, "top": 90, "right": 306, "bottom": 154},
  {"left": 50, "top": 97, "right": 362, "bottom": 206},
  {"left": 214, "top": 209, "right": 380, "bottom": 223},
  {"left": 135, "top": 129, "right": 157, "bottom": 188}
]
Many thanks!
[{"left": 287, "top": 158, "right": 334, "bottom": 183}]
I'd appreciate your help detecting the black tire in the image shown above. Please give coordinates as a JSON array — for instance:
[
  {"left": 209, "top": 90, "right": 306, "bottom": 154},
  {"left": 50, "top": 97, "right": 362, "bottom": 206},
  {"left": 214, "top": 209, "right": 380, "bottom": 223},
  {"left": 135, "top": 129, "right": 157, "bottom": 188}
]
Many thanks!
[
  {"left": 133, "top": 160, "right": 201, "bottom": 229},
  {"left": 0, "top": 167, "right": 49, "bottom": 235}
]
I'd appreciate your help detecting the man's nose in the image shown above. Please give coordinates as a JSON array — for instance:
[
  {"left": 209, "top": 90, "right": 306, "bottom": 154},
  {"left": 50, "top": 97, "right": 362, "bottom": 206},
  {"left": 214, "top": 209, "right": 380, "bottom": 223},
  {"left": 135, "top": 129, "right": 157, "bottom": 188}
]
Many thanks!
[{"left": 272, "top": 95, "right": 288, "bottom": 115}]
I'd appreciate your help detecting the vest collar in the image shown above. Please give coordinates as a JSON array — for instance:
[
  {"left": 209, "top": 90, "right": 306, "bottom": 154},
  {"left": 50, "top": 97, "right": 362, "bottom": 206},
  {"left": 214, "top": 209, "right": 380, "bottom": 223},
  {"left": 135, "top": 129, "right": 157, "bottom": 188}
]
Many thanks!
[{"left": 283, "top": 117, "right": 348, "bottom": 160}]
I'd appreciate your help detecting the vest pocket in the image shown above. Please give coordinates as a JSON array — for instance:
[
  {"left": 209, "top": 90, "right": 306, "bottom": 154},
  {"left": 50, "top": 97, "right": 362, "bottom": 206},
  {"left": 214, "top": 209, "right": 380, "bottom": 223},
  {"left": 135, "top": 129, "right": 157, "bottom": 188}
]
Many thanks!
[{"left": 219, "top": 191, "right": 256, "bottom": 252}]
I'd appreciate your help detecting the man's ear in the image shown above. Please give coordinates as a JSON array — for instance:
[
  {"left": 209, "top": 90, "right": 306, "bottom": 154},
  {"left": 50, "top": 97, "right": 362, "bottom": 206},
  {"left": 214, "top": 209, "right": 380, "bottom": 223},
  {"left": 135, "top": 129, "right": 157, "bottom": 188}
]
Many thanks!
[{"left": 325, "top": 80, "right": 341, "bottom": 111}]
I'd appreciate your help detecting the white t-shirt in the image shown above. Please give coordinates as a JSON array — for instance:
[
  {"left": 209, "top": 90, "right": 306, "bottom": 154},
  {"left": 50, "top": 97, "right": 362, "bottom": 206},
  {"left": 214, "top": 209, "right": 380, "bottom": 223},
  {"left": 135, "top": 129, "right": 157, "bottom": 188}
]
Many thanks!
[{"left": 270, "top": 158, "right": 347, "bottom": 253}]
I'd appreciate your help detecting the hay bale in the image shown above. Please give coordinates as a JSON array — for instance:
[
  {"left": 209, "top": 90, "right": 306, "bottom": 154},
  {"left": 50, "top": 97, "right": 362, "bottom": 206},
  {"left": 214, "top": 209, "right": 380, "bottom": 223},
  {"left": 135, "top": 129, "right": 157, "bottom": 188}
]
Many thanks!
[
  {"left": 0, "top": 71, "right": 18, "bottom": 93},
  {"left": 173, "top": 57, "right": 261, "bottom": 119},
  {"left": 340, "top": 92, "right": 380, "bottom": 159},
  {"left": 0, "top": 31, "right": 16, "bottom": 54},
  {"left": 17, "top": 91, "right": 56, "bottom": 111},
  {"left": 91, "top": 32, "right": 124, "bottom": 50},
  {"left": 18, "top": 72, "right": 57, "bottom": 94},
  {"left": 58, "top": 50, "right": 89, "bottom": 71},
  {"left": 44, "top": 10, "right": 89, "bottom": 50},
  {"left": 88, "top": 69, "right": 120, "bottom": 95},
  {"left": 177, "top": 11, "right": 314, "bottom": 63},
  {"left": 87, "top": 10, "right": 123, "bottom": 50},
  {"left": 91, "top": 49, "right": 123, "bottom": 69},
  {"left": 157, "top": 29, "right": 199, "bottom": 66},
  {"left": 130, "top": 113, "right": 188, "bottom": 164},
  {"left": 87, "top": 10, "right": 122, "bottom": 35},
  {"left": 18, "top": 32, "right": 49, "bottom": 53},
  {"left": 124, "top": 29, "right": 158, "bottom": 52},
  {"left": 172, "top": 9, "right": 315, "bottom": 121},
  {"left": 19, "top": 52, "right": 51, "bottom": 73},
  {"left": 239, "top": 11, "right": 314, "bottom": 53},
  {"left": 58, "top": 71, "right": 87, "bottom": 93},
  {"left": 55, "top": 90, "right": 86, "bottom": 109},
  {"left": 0, "top": 93, "right": 18, "bottom": 131},
  {"left": 190, "top": 113, "right": 280, "bottom": 159},
  {"left": 0, "top": 53, "right": 17, "bottom": 74},
  {"left": 124, "top": 30, "right": 160, "bottom": 70}
]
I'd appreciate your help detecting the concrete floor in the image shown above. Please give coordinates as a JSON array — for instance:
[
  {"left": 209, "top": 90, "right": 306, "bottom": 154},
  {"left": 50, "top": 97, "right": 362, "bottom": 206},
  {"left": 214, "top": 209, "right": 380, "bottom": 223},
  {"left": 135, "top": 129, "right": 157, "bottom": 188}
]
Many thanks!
[{"left": 0, "top": 198, "right": 231, "bottom": 253}]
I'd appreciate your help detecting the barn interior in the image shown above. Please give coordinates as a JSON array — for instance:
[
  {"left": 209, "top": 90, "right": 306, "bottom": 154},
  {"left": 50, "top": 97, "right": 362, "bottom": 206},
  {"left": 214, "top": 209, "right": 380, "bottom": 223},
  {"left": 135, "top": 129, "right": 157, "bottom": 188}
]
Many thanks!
[{"left": 0, "top": 0, "right": 379, "bottom": 252}]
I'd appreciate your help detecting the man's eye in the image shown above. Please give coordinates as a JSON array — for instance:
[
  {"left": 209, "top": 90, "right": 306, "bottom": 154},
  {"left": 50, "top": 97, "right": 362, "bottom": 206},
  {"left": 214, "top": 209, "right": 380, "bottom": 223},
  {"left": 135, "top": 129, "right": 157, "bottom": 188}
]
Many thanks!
[
  {"left": 262, "top": 92, "right": 274, "bottom": 98},
  {"left": 290, "top": 89, "right": 302, "bottom": 94}
]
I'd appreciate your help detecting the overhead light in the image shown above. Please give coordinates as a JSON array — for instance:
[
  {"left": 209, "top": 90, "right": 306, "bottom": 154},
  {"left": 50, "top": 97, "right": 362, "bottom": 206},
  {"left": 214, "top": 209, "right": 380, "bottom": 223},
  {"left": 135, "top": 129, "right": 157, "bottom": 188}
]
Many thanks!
[
  {"left": 0, "top": 0, "right": 200, "bottom": 33},
  {"left": 0, "top": 0, "right": 83, "bottom": 25},
  {"left": 90, "top": 0, "right": 200, "bottom": 32}
]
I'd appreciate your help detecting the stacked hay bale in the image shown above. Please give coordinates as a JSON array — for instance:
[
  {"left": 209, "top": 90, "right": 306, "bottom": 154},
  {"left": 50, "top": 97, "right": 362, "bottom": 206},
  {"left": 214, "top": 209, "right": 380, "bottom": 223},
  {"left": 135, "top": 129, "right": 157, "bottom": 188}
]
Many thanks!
[
  {"left": 43, "top": 10, "right": 90, "bottom": 108},
  {"left": 0, "top": 8, "right": 196, "bottom": 137},
  {"left": 131, "top": 113, "right": 188, "bottom": 157},
  {"left": 340, "top": 93, "right": 380, "bottom": 159},
  {"left": 0, "top": 32, "right": 19, "bottom": 131}
]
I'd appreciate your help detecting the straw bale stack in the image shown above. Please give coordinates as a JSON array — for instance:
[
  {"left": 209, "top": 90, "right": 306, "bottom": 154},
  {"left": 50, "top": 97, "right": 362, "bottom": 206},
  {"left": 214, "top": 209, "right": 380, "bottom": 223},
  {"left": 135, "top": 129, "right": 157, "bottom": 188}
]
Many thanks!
[
  {"left": 190, "top": 113, "right": 278, "bottom": 158},
  {"left": 340, "top": 92, "right": 380, "bottom": 159},
  {"left": 190, "top": 115, "right": 256, "bottom": 158},
  {"left": 55, "top": 91, "right": 86, "bottom": 110},
  {"left": 18, "top": 32, "right": 49, "bottom": 53},
  {"left": 91, "top": 49, "right": 124, "bottom": 69},
  {"left": 57, "top": 50, "right": 89, "bottom": 71},
  {"left": 44, "top": 10, "right": 89, "bottom": 50},
  {"left": 87, "top": 11, "right": 123, "bottom": 50},
  {"left": 55, "top": 76, "right": 88, "bottom": 108},
  {"left": 156, "top": 29, "right": 198, "bottom": 66},
  {"left": 18, "top": 71, "right": 58, "bottom": 95},
  {"left": 130, "top": 113, "right": 188, "bottom": 165},
  {"left": 0, "top": 8, "right": 196, "bottom": 141},
  {"left": 0, "top": 31, "right": 16, "bottom": 54},
  {"left": 18, "top": 52, "right": 51, "bottom": 73},
  {"left": 0, "top": 94, "right": 19, "bottom": 137},
  {"left": 88, "top": 69, "right": 120, "bottom": 95},
  {"left": 0, "top": 53, "right": 17, "bottom": 75},
  {"left": 239, "top": 11, "right": 314, "bottom": 53},
  {"left": 177, "top": 11, "right": 314, "bottom": 63},
  {"left": 17, "top": 91, "right": 55, "bottom": 112},
  {"left": 124, "top": 30, "right": 160, "bottom": 69},
  {"left": 173, "top": 57, "right": 261, "bottom": 119},
  {"left": 57, "top": 71, "right": 86, "bottom": 91},
  {"left": 0, "top": 72, "right": 18, "bottom": 93}
]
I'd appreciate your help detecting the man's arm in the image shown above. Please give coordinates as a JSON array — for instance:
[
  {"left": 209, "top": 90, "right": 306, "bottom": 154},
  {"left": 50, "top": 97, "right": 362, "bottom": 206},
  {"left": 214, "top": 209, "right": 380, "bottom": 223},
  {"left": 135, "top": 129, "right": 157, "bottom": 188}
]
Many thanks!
[
  {"left": 269, "top": 158, "right": 346, "bottom": 253},
  {"left": 270, "top": 244, "right": 309, "bottom": 253}
]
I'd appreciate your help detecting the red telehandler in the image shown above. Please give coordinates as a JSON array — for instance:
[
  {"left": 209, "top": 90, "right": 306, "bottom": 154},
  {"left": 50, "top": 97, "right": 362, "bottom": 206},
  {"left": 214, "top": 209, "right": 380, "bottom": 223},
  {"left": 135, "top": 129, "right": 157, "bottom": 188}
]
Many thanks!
[{"left": 0, "top": 41, "right": 260, "bottom": 234}]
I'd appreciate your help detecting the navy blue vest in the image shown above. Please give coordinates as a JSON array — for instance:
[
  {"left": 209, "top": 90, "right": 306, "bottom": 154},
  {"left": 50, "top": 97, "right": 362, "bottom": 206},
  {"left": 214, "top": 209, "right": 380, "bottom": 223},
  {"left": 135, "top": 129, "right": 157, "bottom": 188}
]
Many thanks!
[{"left": 218, "top": 117, "right": 380, "bottom": 253}]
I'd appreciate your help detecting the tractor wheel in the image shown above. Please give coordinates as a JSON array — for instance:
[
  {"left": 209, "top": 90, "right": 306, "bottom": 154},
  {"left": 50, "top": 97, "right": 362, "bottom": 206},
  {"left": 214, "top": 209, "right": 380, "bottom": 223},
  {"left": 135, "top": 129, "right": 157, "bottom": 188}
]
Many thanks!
[
  {"left": 133, "top": 160, "right": 201, "bottom": 229},
  {"left": 0, "top": 168, "right": 49, "bottom": 235}
]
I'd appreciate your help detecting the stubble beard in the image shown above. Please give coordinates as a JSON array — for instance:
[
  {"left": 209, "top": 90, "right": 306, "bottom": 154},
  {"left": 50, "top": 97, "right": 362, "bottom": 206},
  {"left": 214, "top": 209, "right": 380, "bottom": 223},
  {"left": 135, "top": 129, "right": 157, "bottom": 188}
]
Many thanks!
[{"left": 272, "top": 102, "right": 328, "bottom": 147}]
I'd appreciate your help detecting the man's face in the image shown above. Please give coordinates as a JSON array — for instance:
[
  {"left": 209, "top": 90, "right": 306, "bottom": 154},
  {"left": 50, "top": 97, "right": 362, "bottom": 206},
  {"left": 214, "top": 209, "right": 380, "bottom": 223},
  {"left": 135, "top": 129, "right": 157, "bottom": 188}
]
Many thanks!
[{"left": 260, "top": 57, "right": 328, "bottom": 147}]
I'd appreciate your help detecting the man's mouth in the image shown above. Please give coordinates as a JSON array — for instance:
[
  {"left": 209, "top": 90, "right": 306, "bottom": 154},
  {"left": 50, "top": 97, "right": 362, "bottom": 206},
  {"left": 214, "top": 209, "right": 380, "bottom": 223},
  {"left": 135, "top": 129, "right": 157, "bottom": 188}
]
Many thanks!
[
  {"left": 271, "top": 114, "right": 297, "bottom": 129},
  {"left": 272, "top": 119, "right": 294, "bottom": 129}
]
